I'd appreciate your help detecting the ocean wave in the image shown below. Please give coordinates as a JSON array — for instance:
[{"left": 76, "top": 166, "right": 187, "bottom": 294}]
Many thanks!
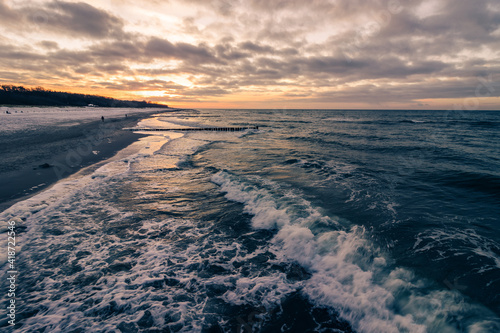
[
  {"left": 433, "top": 170, "right": 500, "bottom": 197},
  {"left": 211, "top": 170, "right": 499, "bottom": 332}
]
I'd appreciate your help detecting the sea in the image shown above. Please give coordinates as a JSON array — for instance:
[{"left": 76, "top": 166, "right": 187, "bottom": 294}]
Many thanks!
[{"left": 1, "top": 108, "right": 499, "bottom": 333}]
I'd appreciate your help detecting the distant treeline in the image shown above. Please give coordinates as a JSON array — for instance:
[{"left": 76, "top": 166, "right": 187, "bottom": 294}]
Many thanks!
[{"left": 0, "top": 85, "right": 167, "bottom": 108}]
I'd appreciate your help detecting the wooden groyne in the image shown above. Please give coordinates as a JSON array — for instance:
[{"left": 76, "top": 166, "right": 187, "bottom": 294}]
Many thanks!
[{"left": 123, "top": 126, "right": 258, "bottom": 132}]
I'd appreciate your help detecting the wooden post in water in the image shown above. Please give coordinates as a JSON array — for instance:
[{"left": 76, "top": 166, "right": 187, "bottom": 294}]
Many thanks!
[{"left": 122, "top": 126, "right": 259, "bottom": 132}]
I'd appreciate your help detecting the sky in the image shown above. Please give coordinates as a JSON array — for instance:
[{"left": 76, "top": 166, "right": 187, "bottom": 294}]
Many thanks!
[{"left": 0, "top": 0, "right": 499, "bottom": 109}]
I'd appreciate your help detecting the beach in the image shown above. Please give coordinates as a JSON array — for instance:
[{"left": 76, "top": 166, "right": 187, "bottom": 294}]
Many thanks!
[{"left": 0, "top": 108, "right": 173, "bottom": 212}]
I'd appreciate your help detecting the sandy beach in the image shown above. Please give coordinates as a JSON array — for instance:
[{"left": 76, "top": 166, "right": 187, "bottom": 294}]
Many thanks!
[{"left": 0, "top": 109, "right": 173, "bottom": 212}]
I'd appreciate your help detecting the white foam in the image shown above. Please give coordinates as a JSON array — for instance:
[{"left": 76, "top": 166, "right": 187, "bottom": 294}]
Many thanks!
[
  {"left": 212, "top": 171, "right": 339, "bottom": 231},
  {"left": 211, "top": 170, "right": 499, "bottom": 333},
  {"left": 222, "top": 273, "right": 300, "bottom": 309},
  {"left": 414, "top": 228, "right": 500, "bottom": 270},
  {"left": 0, "top": 116, "right": 267, "bottom": 332},
  {"left": 0, "top": 129, "right": 182, "bottom": 266}
]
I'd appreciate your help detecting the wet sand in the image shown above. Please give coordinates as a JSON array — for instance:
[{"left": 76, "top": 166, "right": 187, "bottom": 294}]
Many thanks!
[{"left": 0, "top": 110, "right": 173, "bottom": 212}]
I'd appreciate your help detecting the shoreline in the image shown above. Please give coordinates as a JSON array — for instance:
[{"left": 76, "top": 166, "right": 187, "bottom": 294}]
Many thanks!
[{"left": 0, "top": 109, "right": 176, "bottom": 213}]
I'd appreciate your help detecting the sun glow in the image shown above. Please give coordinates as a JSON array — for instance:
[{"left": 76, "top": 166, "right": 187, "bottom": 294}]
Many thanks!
[{"left": 132, "top": 90, "right": 167, "bottom": 98}]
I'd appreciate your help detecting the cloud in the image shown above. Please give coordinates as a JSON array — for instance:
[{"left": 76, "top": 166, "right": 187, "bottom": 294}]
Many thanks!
[
  {"left": 0, "top": 0, "right": 499, "bottom": 108},
  {"left": 96, "top": 79, "right": 187, "bottom": 91},
  {"left": 0, "top": 0, "right": 19, "bottom": 24},
  {"left": 238, "top": 41, "right": 274, "bottom": 54},
  {"left": 2, "top": 1, "right": 126, "bottom": 39},
  {"left": 38, "top": 41, "right": 60, "bottom": 50},
  {"left": 145, "top": 37, "right": 217, "bottom": 64},
  {"left": 49, "top": 1, "right": 125, "bottom": 38},
  {"left": 182, "top": 86, "right": 231, "bottom": 96}
]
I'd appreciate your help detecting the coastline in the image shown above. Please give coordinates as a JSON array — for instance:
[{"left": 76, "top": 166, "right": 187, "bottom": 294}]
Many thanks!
[{"left": 0, "top": 109, "right": 174, "bottom": 213}]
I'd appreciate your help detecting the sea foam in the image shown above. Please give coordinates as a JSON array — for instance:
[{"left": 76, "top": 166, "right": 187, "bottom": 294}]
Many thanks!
[{"left": 211, "top": 170, "right": 498, "bottom": 333}]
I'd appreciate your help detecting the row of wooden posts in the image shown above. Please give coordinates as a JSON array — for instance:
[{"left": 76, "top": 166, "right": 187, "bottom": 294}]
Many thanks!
[{"left": 124, "top": 126, "right": 259, "bottom": 132}]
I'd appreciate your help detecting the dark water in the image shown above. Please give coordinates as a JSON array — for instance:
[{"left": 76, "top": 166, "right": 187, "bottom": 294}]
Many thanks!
[{"left": 1, "top": 109, "right": 499, "bottom": 332}]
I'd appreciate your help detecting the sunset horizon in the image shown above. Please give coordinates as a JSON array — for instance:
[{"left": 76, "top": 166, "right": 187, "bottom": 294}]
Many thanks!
[{"left": 1, "top": 0, "right": 499, "bottom": 110}]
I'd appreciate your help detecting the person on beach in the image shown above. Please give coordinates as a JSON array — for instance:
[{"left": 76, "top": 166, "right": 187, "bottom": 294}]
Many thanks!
[{"left": 101, "top": 116, "right": 104, "bottom": 122}]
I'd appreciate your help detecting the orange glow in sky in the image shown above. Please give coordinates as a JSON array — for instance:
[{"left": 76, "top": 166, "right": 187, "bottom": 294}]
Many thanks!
[{"left": 0, "top": 0, "right": 499, "bottom": 109}]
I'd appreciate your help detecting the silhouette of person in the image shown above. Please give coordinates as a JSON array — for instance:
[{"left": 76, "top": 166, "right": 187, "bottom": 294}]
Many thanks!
[{"left": 101, "top": 116, "right": 104, "bottom": 122}]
